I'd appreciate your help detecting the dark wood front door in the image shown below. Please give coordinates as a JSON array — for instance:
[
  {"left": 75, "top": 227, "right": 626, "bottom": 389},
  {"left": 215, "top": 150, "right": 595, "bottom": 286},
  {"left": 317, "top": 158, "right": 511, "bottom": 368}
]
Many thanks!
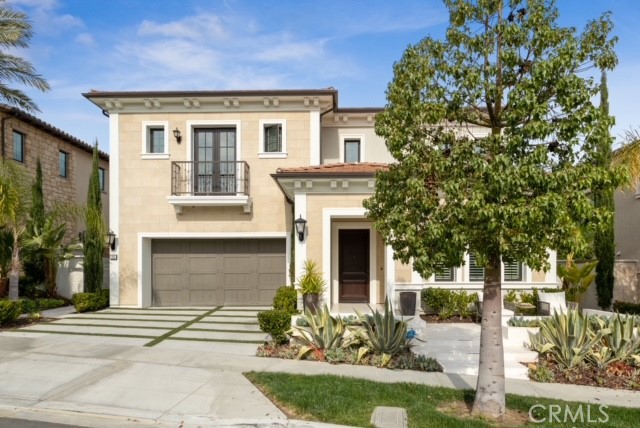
[{"left": 339, "top": 229, "right": 369, "bottom": 303}]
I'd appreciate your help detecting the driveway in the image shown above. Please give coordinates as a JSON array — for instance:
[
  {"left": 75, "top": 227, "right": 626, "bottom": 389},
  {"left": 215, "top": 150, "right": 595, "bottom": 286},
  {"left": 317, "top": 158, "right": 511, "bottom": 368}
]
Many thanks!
[{"left": 5, "top": 306, "right": 270, "bottom": 356}]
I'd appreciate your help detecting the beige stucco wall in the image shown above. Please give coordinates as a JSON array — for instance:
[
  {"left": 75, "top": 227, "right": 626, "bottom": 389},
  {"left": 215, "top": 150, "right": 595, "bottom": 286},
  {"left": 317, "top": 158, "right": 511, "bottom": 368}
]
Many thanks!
[
  {"left": 614, "top": 189, "right": 640, "bottom": 264},
  {"left": 116, "top": 111, "right": 311, "bottom": 305},
  {"left": 578, "top": 260, "right": 639, "bottom": 309},
  {"left": 304, "top": 193, "right": 370, "bottom": 269},
  {"left": 321, "top": 126, "right": 393, "bottom": 164}
]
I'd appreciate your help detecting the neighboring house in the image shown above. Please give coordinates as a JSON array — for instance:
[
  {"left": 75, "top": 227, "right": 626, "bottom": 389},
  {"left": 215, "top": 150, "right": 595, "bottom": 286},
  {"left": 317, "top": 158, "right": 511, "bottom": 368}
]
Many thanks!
[
  {"left": 83, "top": 89, "right": 556, "bottom": 309},
  {"left": 0, "top": 104, "right": 109, "bottom": 239},
  {"left": 610, "top": 189, "right": 640, "bottom": 304}
]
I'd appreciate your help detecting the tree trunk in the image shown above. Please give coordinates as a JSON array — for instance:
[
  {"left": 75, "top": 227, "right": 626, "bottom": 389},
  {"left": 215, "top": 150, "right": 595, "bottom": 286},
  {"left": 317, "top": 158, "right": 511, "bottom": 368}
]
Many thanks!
[
  {"left": 7, "top": 242, "right": 20, "bottom": 300},
  {"left": 471, "top": 253, "right": 505, "bottom": 420}
]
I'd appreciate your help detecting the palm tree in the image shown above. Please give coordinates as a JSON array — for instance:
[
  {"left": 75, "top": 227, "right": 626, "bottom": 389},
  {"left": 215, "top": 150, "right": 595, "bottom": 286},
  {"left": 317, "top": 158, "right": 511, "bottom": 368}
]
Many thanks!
[
  {"left": 0, "top": 161, "right": 29, "bottom": 299},
  {"left": 612, "top": 130, "right": 640, "bottom": 189},
  {"left": 0, "top": 2, "right": 49, "bottom": 112}
]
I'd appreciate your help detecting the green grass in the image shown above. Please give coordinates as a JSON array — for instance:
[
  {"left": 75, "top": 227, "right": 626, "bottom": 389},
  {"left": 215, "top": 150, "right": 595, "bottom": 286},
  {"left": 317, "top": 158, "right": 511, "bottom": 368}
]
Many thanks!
[
  {"left": 143, "top": 306, "right": 221, "bottom": 347},
  {"left": 245, "top": 372, "right": 639, "bottom": 428}
]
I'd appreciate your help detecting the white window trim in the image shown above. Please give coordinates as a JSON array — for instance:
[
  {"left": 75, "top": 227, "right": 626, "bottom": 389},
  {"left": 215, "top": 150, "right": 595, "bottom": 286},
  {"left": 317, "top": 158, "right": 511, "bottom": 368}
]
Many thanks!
[
  {"left": 186, "top": 120, "right": 242, "bottom": 162},
  {"left": 258, "top": 119, "right": 287, "bottom": 158},
  {"left": 340, "top": 134, "right": 365, "bottom": 163},
  {"left": 141, "top": 121, "right": 169, "bottom": 159}
]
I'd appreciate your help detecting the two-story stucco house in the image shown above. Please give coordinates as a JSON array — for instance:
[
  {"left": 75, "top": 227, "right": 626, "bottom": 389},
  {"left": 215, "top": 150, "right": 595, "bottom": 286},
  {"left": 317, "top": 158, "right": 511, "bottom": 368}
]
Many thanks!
[
  {"left": 0, "top": 104, "right": 109, "bottom": 239},
  {"left": 83, "top": 88, "right": 557, "bottom": 309}
]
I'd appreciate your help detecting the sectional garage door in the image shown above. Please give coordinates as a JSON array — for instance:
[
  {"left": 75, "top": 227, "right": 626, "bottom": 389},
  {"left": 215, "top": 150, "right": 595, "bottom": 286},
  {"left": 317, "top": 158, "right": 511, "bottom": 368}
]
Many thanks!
[{"left": 152, "top": 239, "right": 285, "bottom": 306}]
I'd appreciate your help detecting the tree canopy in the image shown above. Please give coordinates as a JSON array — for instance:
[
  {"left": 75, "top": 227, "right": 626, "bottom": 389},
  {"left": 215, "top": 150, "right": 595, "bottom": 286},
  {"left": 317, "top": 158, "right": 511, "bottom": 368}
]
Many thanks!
[
  {"left": 364, "top": 0, "right": 620, "bottom": 419},
  {"left": 0, "top": 0, "right": 49, "bottom": 112}
]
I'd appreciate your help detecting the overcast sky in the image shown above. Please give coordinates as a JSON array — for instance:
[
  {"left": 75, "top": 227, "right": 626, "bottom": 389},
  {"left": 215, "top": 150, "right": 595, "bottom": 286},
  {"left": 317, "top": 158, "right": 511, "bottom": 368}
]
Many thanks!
[{"left": 9, "top": 0, "right": 640, "bottom": 153}]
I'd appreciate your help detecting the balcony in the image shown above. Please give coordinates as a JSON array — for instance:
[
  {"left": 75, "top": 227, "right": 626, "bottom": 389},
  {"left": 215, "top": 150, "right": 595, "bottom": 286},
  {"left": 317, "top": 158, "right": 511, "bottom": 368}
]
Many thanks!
[{"left": 167, "top": 161, "right": 251, "bottom": 213}]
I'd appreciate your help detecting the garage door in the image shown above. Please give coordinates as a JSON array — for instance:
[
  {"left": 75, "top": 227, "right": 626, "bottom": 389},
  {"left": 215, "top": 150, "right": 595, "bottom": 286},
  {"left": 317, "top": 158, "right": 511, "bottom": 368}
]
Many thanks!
[{"left": 152, "top": 239, "right": 285, "bottom": 306}]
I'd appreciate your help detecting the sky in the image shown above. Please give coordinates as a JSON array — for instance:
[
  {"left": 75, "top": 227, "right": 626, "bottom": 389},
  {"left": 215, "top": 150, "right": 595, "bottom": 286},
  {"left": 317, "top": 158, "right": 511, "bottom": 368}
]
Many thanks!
[{"left": 7, "top": 0, "right": 640, "bottom": 154}]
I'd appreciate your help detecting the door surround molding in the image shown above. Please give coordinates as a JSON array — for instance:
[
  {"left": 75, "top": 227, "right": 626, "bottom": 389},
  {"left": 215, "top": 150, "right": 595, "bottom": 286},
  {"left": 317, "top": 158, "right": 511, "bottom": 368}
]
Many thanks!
[{"left": 323, "top": 208, "right": 377, "bottom": 306}]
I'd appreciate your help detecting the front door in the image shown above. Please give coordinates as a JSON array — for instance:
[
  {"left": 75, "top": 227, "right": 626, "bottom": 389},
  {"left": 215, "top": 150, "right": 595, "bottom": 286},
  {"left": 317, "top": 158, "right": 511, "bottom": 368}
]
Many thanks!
[
  {"left": 339, "top": 229, "right": 369, "bottom": 303},
  {"left": 193, "top": 128, "right": 236, "bottom": 194}
]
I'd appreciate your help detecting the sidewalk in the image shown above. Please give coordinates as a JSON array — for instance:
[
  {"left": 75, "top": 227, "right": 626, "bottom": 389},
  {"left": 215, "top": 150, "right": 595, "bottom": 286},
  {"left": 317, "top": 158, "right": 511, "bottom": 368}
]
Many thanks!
[{"left": 1, "top": 315, "right": 639, "bottom": 428}]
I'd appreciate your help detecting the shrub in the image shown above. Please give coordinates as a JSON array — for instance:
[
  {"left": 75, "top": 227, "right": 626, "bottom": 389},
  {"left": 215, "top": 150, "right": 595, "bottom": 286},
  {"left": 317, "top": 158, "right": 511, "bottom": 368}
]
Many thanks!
[
  {"left": 613, "top": 301, "right": 640, "bottom": 316},
  {"left": 289, "top": 305, "right": 346, "bottom": 359},
  {"left": 18, "top": 276, "right": 47, "bottom": 299},
  {"left": 0, "top": 299, "right": 22, "bottom": 325},
  {"left": 19, "top": 298, "right": 66, "bottom": 315},
  {"left": 72, "top": 289, "right": 109, "bottom": 313},
  {"left": 356, "top": 297, "right": 408, "bottom": 367},
  {"left": 273, "top": 286, "right": 298, "bottom": 314},
  {"left": 507, "top": 316, "right": 541, "bottom": 327},
  {"left": 421, "top": 288, "right": 478, "bottom": 319},
  {"left": 258, "top": 309, "right": 292, "bottom": 345},
  {"left": 392, "top": 352, "right": 442, "bottom": 371},
  {"left": 520, "top": 289, "right": 539, "bottom": 308}
]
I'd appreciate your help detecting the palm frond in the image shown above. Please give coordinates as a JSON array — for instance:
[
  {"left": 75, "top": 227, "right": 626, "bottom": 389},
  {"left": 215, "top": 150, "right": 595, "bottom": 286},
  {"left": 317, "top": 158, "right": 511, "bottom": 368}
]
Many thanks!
[{"left": 612, "top": 129, "right": 640, "bottom": 189}]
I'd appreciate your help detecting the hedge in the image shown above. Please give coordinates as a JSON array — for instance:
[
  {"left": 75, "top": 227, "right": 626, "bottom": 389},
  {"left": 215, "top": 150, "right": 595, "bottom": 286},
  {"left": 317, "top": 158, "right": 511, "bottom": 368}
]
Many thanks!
[{"left": 72, "top": 289, "right": 109, "bottom": 313}]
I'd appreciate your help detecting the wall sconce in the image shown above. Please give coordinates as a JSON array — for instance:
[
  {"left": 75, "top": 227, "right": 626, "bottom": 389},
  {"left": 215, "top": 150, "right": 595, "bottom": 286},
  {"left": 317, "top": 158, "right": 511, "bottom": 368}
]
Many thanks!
[
  {"left": 173, "top": 127, "right": 182, "bottom": 144},
  {"left": 294, "top": 215, "right": 307, "bottom": 242},
  {"left": 78, "top": 231, "right": 85, "bottom": 243},
  {"left": 106, "top": 230, "right": 117, "bottom": 251}
]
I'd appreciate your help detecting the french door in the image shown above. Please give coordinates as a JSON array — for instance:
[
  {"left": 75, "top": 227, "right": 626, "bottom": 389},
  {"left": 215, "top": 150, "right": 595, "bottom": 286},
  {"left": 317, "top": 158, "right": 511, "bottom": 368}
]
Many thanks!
[{"left": 193, "top": 128, "right": 236, "bottom": 194}]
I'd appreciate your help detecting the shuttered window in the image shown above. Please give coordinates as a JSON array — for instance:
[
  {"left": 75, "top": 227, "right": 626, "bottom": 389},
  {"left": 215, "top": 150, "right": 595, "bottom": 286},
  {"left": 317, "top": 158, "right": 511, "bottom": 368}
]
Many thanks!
[
  {"left": 434, "top": 266, "right": 454, "bottom": 282},
  {"left": 504, "top": 261, "right": 523, "bottom": 281},
  {"left": 469, "top": 254, "right": 484, "bottom": 282}
]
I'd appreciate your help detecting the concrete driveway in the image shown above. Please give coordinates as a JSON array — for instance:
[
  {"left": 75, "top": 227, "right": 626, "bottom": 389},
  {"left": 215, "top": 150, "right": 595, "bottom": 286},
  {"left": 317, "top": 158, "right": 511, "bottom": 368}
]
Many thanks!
[{"left": 5, "top": 306, "right": 269, "bottom": 356}]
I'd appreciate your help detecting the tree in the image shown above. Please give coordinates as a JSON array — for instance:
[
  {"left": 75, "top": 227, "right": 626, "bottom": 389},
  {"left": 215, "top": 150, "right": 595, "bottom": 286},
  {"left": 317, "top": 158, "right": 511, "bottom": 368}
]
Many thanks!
[
  {"left": 364, "top": 0, "right": 619, "bottom": 420},
  {"left": 83, "top": 143, "right": 105, "bottom": 293},
  {"left": 0, "top": 161, "right": 30, "bottom": 299},
  {"left": 0, "top": 0, "right": 49, "bottom": 112},
  {"left": 592, "top": 71, "right": 615, "bottom": 310},
  {"left": 22, "top": 217, "right": 68, "bottom": 297},
  {"left": 23, "top": 158, "right": 46, "bottom": 283}
]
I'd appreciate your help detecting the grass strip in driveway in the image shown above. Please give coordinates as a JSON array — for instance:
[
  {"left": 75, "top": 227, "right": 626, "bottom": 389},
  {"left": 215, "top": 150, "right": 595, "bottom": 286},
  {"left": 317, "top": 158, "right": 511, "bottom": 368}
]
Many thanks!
[
  {"left": 90, "top": 312, "right": 202, "bottom": 317},
  {"left": 144, "top": 306, "right": 222, "bottom": 347},
  {"left": 63, "top": 316, "right": 184, "bottom": 323},
  {"left": 207, "top": 314, "right": 257, "bottom": 318},
  {"left": 44, "top": 322, "right": 170, "bottom": 330},
  {"left": 198, "top": 320, "right": 258, "bottom": 325},
  {"left": 167, "top": 337, "right": 264, "bottom": 344},
  {"left": 186, "top": 327, "right": 262, "bottom": 334},
  {"left": 12, "top": 330, "right": 156, "bottom": 339}
]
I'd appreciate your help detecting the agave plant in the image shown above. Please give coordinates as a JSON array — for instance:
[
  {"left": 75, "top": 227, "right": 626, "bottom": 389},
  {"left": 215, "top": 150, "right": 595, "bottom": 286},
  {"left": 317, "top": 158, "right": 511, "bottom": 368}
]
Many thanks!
[
  {"left": 591, "top": 314, "right": 640, "bottom": 366},
  {"left": 355, "top": 297, "right": 408, "bottom": 367},
  {"left": 528, "top": 308, "right": 605, "bottom": 369},
  {"left": 288, "top": 304, "right": 345, "bottom": 360}
]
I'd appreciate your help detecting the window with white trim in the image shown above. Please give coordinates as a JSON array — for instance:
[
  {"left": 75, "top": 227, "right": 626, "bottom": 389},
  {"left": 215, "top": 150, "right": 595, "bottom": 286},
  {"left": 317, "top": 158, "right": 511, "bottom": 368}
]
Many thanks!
[
  {"left": 344, "top": 139, "right": 360, "bottom": 163},
  {"left": 504, "top": 261, "right": 523, "bottom": 281},
  {"left": 469, "top": 253, "right": 485, "bottom": 282},
  {"left": 434, "top": 265, "right": 454, "bottom": 282},
  {"left": 258, "top": 119, "right": 287, "bottom": 158},
  {"left": 141, "top": 121, "right": 169, "bottom": 158}
]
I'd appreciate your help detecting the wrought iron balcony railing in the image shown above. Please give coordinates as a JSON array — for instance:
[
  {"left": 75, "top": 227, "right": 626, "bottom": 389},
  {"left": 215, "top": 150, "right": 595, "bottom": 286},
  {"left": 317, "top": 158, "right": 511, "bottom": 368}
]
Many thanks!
[{"left": 171, "top": 161, "right": 249, "bottom": 196}]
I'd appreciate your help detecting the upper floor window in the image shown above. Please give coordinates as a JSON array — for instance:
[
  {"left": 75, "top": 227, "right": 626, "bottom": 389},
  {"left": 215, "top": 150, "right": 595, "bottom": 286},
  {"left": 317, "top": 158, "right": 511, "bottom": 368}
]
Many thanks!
[
  {"left": 469, "top": 253, "right": 485, "bottom": 282},
  {"left": 344, "top": 139, "right": 360, "bottom": 163},
  {"left": 13, "top": 131, "right": 24, "bottom": 163},
  {"left": 59, "top": 151, "right": 69, "bottom": 178},
  {"left": 148, "top": 127, "right": 165, "bottom": 153},
  {"left": 141, "top": 122, "right": 169, "bottom": 159},
  {"left": 504, "top": 261, "right": 523, "bottom": 281},
  {"left": 264, "top": 124, "right": 282, "bottom": 152},
  {"left": 258, "top": 119, "right": 287, "bottom": 158},
  {"left": 98, "top": 167, "right": 106, "bottom": 192}
]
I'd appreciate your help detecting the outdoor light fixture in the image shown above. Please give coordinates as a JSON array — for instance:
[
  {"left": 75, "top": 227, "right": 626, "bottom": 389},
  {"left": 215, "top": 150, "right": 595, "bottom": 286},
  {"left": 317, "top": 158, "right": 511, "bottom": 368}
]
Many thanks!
[
  {"left": 78, "top": 231, "right": 85, "bottom": 243},
  {"left": 294, "top": 215, "right": 307, "bottom": 242},
  {"left": 106, "top": 230, "right": 117, "bottom": 251},
  {"left": 173, "top": 127, "right": 182, "bottom": 143}
]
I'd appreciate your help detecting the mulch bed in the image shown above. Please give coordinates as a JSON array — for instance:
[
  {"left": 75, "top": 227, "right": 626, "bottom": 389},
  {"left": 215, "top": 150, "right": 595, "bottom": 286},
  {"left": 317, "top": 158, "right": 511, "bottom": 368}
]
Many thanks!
[
  {"left": 528, "top": 355, "right": 640, "bottom": 391},
  {"left": 0, "top": 317, "right": 56, "bottom": 331},
  {"left": 420, "top": 314, "right": 477, "bottom": 324}
]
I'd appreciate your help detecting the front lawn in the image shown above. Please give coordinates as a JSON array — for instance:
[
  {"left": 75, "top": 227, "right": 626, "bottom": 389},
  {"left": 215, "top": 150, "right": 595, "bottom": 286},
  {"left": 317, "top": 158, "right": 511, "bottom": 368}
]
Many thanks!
[{"left": 245, "top": 372, "right": 638, "bottom": 428}]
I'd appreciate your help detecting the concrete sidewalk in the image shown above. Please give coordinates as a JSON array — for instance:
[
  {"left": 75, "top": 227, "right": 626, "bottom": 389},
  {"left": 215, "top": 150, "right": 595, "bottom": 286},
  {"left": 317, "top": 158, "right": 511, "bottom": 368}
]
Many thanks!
[{"left": 1, "top": 317, "right": 639, "bottom": 428}]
